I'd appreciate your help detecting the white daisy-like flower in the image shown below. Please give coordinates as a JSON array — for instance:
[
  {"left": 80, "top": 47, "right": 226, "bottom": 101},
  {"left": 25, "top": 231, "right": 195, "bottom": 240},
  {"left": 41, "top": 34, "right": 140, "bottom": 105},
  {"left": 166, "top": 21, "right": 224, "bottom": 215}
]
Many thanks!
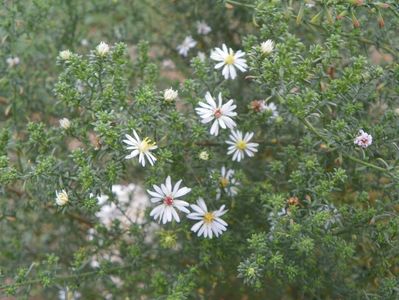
[
  {"left": 216, "top": 166, "right": 240, "bottom": 200},
  {"left": 187, "top": 198, "right": 228, "bottom": 239},
  {"left": 147, "top": 176, "right": 191, "bottom": 224},
  {"left": 55, "top": 190, "right": 69, "bottom": 206},
  {"left": 177, "top": 36, "right": 197, "bottom": 57},
  {"left": 260, "top": 39, "right": 274, "bottom": 54},
  {"left": 96, "top": 41, "right": 110, "bottom": 56},
  {"left": 354, "top": 130, "right": 372, "bottom": 148},
  {"left": 262, "top": 102, "right": 279, "bottom": 118},
  {"left": 226, "top": 130, "right": 259, "bottom": 162},
  {"left": 195, "top": 92, "right": 237, "bottom": 136},
  {"left": 6, "top": 57, "right": 20, "bottom": 68},
  {"left": 163, "top": 88, "right": 178, "bottom": 102},
  {"left": 59, "top": 118, "right": 71, "bottom": 129},
  {"left": 123, "top": 130, "right": 157, "bottom": 167},
  {"left": 210, "top": 44, "right": 247, "bottom": 80},
  {"left": 59, "top": 50, "right": 72, "bottom": 60},
  {"left": 196, "top": 21, "right": 212, "bottom": 35}
]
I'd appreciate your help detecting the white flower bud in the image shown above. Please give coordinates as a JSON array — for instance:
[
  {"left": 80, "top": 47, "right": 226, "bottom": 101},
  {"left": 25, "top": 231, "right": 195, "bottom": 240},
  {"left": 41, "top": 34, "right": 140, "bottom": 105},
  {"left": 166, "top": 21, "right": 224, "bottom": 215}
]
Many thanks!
[
  {"left": 260, "top": 39, "right": 274, "bottom": 54},
  {"left": 59, "top": 118, "right": 71, "bottom": 129},
  {"left": 163, "top": 88, "right": 178, "bottom": 102},
  {"left": 56, "top": 190, "right": 69, "bottom": 206},
  {"left": 199, "top": 151, "right": 209, "bottom": 160},
  {"left": 96, "top": 41, "right": 110, "bottom": 56},
  {"left": 59, "top": 50, "right": 72, "bottom": 60}
]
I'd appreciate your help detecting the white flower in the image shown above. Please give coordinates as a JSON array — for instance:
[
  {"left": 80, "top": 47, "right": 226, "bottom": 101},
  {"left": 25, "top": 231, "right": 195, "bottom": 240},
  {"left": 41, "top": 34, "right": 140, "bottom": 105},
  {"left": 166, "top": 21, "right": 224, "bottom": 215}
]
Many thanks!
[
  {"left": 96, "top": 41, "right": 110, "bottom": 56},
  {"left": 55, "top": 190, "right": 69, "bottom": 206},
  {"left": 210, "top": 44, "right": 247, "bottom": 80},
  {"left": 81, "top": 39, "right": 89, "bottom": 46},
  {"left": 196, "top": 21, "right": 212, "bottom": 35},
  {"left": 216, "top": 166, "right": 239, "bottom": 200},
  {"left": 123, "top": 130, "right": 157, "bottom": 167},
  {"left": 147, "top": 176, "right": 191, "bottom": 224},
  {"left": 177, "top": 36, "right": 197, "bottom": 57},
  {"left": 6, "top": 57, "right": 20, "bottom": 68},
  {"left": 59, "top": 118, "right": 71, "bottom": 129},
  {"left": 354, "top": 130, "right": 372, "bottom": 148},
  {"left": 163, "top": 88, "right": 178, "bottom": 102},
  {"left": 260, "top": 39, "right": 274, "bottom": 54},
  {"left": 195, "top": 92, "right": 237, "bottom": 136},
  {"left": 226, "top": 130, "right": 259, "bottom": 162},
  {"left": 187, "top": 198, "right": 228, "bottom": 239},
  {"left": 262, "top": 102, "right": 279, "bottom": 118},
  {"left": 199, "top": 150, "right": 209, "bottom": 160},
  {"left": 59, "top": 50, "right": 72, "bottom": 60}
]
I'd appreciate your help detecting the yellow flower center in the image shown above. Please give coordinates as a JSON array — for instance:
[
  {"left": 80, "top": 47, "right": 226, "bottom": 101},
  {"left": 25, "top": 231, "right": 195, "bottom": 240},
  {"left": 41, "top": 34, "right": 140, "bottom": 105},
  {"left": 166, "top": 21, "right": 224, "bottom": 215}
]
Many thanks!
[
  {"left": 236, "top": 140, "right": 247, "bottom": 150},
  {"left": 139, "top": 137, "right": 156, "bottom": 152},
  {"left": 224, "top": 54, "right": 235, "bottom": 65},
  {"left": 203, "top": 212, "right": 214, "bottom": 224},
  {"left": 219, "top": 177, "right": 229, "bottom": 188}
]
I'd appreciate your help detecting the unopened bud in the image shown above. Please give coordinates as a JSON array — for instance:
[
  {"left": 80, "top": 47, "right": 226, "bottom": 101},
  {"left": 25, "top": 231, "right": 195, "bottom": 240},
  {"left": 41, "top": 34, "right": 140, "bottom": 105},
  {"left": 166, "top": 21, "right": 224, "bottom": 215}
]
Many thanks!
[
  {"left": 348, "top": 0, "right": 364, "bottom": 5},
  {"left": 336, "top": 11, "right": 347, "bottom": 20},
  {"left": 378, "top": 16, "right": 385, "bottom": 28},
  {"left": 352, "top": 14, "right": 360, "bottom": 28},
  {"left": 375, "top": 2, "right": 389, "bottom": 9}
]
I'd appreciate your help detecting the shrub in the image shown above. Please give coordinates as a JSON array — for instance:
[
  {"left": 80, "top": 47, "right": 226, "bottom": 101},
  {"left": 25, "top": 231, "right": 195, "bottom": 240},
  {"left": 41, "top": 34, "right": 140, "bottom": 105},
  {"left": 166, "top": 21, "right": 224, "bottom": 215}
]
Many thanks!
[{"left": 1, "top": 1, "right": 398, "bottom": 299}]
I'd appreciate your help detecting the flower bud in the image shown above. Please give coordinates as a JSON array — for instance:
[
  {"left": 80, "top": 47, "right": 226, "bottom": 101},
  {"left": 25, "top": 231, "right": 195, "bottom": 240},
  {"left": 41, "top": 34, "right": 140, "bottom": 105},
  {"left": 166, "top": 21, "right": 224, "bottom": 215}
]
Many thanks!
[
  {"left": 96, "top": 41, "right": 110, "bottom": 56},
  {"left": 59, "top": 50, "right": 72, "bottom": 60},
  {"left": 348, "top": 0, "right": 364, "bottom": 5},
  {"left": 260, "top": 40, "right": 274, "bottom": 55},
  {"left": 199, "top": 151, "right": 209, "bottom": 161},
  {"left": 56, "top": 190, "right": 69, "bottom": 206},
  {"left": 163, "top": 88, "right": 178, "bottom": 102},
  {"left": 59, "top": 118, "right": 71, "bottom": 129},
  {"left": 352, "top": 14, "right": 360, "bottom": 28},
  {"left": 378, "top": 15, "right": 385, "bottom": 28}
]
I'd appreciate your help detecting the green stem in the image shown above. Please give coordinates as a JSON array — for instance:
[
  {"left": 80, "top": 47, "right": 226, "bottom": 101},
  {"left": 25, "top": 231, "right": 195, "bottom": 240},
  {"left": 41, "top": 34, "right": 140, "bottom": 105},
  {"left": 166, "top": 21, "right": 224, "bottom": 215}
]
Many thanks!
[
  {"left": 0, "top": 265, "right": 133, "bottom": 291},
  {"left": 301, "top": 118, "right": 391, "bottom": 175},
  {"left": 225, "top": 0, "right": 255, "bottom": 9},
  {"left": 345, "top": 154, "right": 388, "bottom": 173}
]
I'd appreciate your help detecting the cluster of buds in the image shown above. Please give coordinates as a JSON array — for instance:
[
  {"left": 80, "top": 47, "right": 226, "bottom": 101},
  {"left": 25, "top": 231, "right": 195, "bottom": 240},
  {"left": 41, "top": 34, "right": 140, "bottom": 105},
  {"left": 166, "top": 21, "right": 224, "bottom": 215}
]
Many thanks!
[
  {"left": 250, "top": 100, "right": 265, "bottom": 113},
  {"left": 287, "top": 196, "right": 300, "bottom": 206}
]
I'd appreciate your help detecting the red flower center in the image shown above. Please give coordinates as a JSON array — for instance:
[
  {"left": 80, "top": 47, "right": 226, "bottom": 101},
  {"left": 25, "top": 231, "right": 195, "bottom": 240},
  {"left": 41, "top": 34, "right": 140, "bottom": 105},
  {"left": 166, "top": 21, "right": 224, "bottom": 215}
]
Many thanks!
[
  {"left": 163, "top": 196, "right": 174, "bottom": 206},
  {"left": 214, "top": 108, "right": 222, "bottom": 118},
  {"left": 361, "top": 138, "right": 368, "bottom": 144}
]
